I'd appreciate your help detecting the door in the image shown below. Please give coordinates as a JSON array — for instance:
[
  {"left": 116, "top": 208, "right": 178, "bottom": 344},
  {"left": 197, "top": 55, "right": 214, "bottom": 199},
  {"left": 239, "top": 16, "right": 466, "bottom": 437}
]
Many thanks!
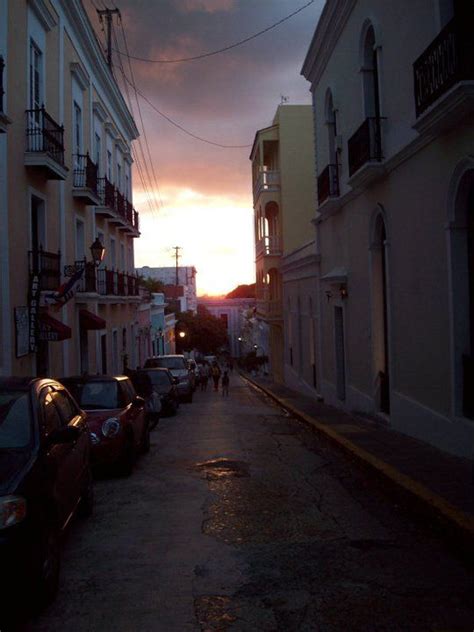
[{"left": 334, "top": 306, "right": 346, "bottom": 401}]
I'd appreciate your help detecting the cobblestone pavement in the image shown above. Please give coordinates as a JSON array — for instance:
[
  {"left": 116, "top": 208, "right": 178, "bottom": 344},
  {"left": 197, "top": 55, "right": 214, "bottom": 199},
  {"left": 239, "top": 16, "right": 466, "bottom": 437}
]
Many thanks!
[{"left": 22, "top": 376, "right": 474, "bottom": 631}]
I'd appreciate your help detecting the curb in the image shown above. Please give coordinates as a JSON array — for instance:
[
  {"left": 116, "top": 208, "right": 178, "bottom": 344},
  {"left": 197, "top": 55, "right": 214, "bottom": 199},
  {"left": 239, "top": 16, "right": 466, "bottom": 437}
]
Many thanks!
[{"left": 242, "top": 374, "right": 474, "bottom": 560}]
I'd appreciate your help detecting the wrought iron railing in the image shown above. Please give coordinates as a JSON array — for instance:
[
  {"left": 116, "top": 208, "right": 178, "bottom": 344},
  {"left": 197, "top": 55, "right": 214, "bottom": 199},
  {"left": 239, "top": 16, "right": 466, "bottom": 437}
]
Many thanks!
[
  {"left": 317, "top": 163, "right": 340, "bottom": 205},
  {"left": 96, "top": 268, "right": 140, "bottom": 297},
  {"left": 25, "top": 107, "right": 65, "bottom": 166},
  {"left": 133, "top": 209, "right": 139, "bottom": 232},
  {"left": 348, "top": 117, "right": 383, "bottom": 177},
  {"left": 116, "top": 190, "right": 126, "bottom": 219},
  {"left": 0, "top": 56, "right": 4, "bottom": 114},
  {"left": 29, "top": 247, "right": 61, "bottom": 291},
  {"left": 73, "top": 154, "right": 98, "bottom": 194},
  {"left": 413, "top": 13, "right": 474, "bottom": 117},
  {"left": 97, "top": 176, "right": 116, "bottom": 211}
]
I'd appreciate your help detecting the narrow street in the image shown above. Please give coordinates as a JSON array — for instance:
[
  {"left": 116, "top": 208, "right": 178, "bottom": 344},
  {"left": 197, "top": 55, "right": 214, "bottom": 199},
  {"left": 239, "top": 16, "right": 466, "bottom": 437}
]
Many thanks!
[{"left": 26, "top": 376, "right": 473, "bottom": 632}]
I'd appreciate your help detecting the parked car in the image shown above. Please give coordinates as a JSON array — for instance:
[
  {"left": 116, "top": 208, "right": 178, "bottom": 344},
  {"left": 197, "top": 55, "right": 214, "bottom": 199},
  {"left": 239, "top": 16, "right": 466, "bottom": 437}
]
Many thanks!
[
  {"left": 0, "top": 377, "right": 93, "bottom": 612},
  {"left": 127, "top": 370, "right": 161, "bottom": 430},
  {"left": 60, "top": 376, "right": 148, "bottom": 476},
  {"left": 138, "top": 368, "right": 180, "bottom": 416},
  {"left": 143, "top": 355, "right": 194, "bottom": 403}
]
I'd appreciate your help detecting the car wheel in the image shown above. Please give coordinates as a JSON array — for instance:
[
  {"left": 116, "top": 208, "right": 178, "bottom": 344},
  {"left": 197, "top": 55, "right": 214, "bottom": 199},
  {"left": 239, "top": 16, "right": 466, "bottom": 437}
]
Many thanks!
[
  {"left": 117, "top": 434, "right": 134, "bottom": 477},
  {"left": 32, "top": 516, "right": 61, "bottom": 609},
  {"left": 141, "top": 421, "right": 151, "bottom": 454},
  {"left": 78, "top": 467, "right": 94, "bottom": 518}
]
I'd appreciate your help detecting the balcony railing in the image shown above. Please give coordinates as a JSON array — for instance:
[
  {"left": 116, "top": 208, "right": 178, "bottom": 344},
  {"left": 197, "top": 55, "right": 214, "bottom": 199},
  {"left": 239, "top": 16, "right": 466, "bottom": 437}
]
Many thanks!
[
  {"left": 29, "top": 248, "right": 61, "bottom": 291},
  {"left": 0, "top": 56, "right": 4, "bottom": 114},
  {"left": 95, "top": 268, "right": 140, "bottom": 297},
  {"left": 413, "top": 13, "right": 474, "bottom": 118},
  {"left": 25, "top": 107, "right": 65, "bottom": 167},
  {"left": 253, "top": 168, "right": 280, "bottom": 197},
  {"left": 317, "top": 163, "right": 340, "bottom": 205},
  {"left": 96, "top": 178, "right": 139, "bottom": 233},
  {"left": 73, "top": 154, "right": 98, "bottom": 194},
  {"left": 348, "top": 117, "right": 383, "bottom": 177}
]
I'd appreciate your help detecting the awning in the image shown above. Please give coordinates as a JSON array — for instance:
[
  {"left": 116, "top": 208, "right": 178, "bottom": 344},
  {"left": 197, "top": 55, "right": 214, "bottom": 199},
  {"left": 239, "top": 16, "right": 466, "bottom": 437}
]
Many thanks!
[
  {"left": 38, "top": 313, "right": 72, "bottom": 342},
  {"left": 320, "top": 267, "right": 348, "bottom": 284},
  {"left": 79, "top": 309, "right": 106, "bottom": 331}
]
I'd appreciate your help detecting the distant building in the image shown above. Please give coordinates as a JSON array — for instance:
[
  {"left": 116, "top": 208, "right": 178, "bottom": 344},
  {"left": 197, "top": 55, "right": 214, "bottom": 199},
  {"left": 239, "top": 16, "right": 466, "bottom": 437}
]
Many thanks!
[
  {"left": 137, "top": 266, "right": 197, "bottom": 312},
  {"left": 198, "top": 297, "right": 256, "bottom": 357},
  {"left": 250, "top": 105, "right": 317, "bottom": 387}
]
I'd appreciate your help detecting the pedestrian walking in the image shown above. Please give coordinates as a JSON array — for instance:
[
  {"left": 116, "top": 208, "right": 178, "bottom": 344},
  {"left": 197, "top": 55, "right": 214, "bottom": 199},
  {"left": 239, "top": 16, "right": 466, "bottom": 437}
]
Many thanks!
[
  {"left": 211, "top": 362, "right": 221, "bottom": 392},
  {"left": 222, "top": 370, "right": 229, "bottom": 397},
  {"left": 200, "top": 363, "right": 209, "bottom": 391}
]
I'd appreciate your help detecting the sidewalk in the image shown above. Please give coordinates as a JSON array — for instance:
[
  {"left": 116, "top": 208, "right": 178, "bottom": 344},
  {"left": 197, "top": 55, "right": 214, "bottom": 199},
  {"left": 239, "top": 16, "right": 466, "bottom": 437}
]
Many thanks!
[{"left": 242, "top": 372, "right": 474, "bottom": 558}]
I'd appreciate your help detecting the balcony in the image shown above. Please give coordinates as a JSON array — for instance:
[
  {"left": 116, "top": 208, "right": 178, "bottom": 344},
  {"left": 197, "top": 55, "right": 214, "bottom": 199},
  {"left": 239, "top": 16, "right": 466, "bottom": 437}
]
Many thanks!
[
  {"left": 0, "top": 56, "right": 11, "bottom": 133},
  {"left": 96, "top": 268, "right": 140, "bottom": 298},
  {"left": 413, "top": 12, "right": 474, "bottom": 135},
  {"left": 95, "top": 178, "right": 140, "bottom": 236},
  {"left": 257, "top": 235, "right": 282, "bottom": 258},
  {"left": 253, "top": 168, "right": 280, "bottom": 200},
  {"left": 29, "top": 248, "right": 61, "bottom": 291},
  {"left": 317, "top": 163, "right": 340, "bottom": 207},
  {"left": 73, "top": 154, "right": 100, "bottom": 205},
  {"left": 25, "top": 107, "right": 68, "bottom": 180},
  {"left": 347, "top": 117, "right": 385, "bottom": 187}
]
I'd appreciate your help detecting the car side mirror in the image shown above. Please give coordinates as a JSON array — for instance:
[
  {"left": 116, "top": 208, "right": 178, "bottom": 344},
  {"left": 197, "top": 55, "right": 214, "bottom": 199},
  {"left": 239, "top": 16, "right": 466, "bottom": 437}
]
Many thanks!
[
  {"left": 132, "top": 395, "right": 145, "bottom": 407},
  {"left": 48, "top": 425, "right": 81, "bottom": 445}
]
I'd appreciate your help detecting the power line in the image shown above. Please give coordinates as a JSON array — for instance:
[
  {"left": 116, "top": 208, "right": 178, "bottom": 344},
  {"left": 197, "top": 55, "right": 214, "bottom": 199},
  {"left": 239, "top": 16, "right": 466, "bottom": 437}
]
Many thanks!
[
  {"left": 111, "top": 22, "right": 161, "bottom": 219},
  {"left": 121, "top": 73, "right": 252, "bottom": 149},
  {"left": 113, "top": 0, "right": 315, "bottom": 64},
  {"left": 118, "top": 14, "right": 165, "bottom": 213}
]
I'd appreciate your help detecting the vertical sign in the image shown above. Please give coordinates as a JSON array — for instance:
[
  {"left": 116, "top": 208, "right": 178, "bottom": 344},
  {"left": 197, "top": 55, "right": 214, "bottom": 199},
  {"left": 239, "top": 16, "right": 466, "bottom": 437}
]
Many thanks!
[
  {"left": 28, "top": 273, "right": 41, "bottom": 353},
  {"left": 14, "top": 307, "right": 30, "bottom": 357}
]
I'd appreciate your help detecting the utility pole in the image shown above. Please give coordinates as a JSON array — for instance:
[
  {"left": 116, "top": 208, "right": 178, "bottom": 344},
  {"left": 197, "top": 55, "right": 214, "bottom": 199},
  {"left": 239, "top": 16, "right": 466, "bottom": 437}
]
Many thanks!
[
  {"left": 172, "top": 246, "right": 181, "bottom": 287},
  {"left": 97, "top": 7, "right": 120, "bottom": 69}
]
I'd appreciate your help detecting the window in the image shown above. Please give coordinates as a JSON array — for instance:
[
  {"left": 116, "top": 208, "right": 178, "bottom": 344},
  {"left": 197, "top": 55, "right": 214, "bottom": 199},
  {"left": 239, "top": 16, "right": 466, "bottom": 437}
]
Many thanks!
[
  {"left": 125, "top": 174, "right": 129, "bottom": 199},
  {"left": 120, "top": 243, "right": 125, "bottom": 270},
  {"left": 73, "top": 101, "right": 82, "bottom": 156},
  {"left": 95, "top": 133, "right": 101, "bottom": 174},
  {"left": 53, "top": 390, "right": 78, "bottom": 424},
  {"left": 107, "top": 150, "right": 112, "bottom": 180},
  {"left": 40, "top": 388, "right": 62, "bottom": 437},
  {"left": 29, "top": 40, "right": 42, "bottom": 112},
  {"left": 76, "top": 219, "right": 85, "bottom": 260},
  {"left": 110, "top": 237, "right": 116, "bottom": 268},
  {"left": 117, "top": 163, "right": 122, "bottom": 191}
]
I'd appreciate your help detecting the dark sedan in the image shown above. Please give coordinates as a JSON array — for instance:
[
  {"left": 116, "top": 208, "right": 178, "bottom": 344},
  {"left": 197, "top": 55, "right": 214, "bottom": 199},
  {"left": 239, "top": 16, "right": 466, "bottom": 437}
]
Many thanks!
[
  {"left": 60, "top": 376, "right": 148, "bottom": 476},
  {"left": 0, "top": 377, "right": 93, "bottom": 615},
  {"left": 138, "top": 368, "right": 180, "bottom": 416}
]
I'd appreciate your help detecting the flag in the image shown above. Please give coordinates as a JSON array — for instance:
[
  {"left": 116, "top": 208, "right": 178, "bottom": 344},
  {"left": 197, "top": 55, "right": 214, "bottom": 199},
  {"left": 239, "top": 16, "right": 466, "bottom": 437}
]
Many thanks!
[{"left": 44, "top": 266, "right": 85, "bottom": 309}]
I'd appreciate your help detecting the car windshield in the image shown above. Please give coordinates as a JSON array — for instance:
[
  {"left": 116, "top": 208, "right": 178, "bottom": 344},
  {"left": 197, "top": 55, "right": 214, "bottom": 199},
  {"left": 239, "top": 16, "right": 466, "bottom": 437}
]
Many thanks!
[
  {"left": 0, "top": 390, "right": 32, "bottom": 449},
  {"left": 153, "top": 357, "right": 186, "bottom": 370},
  {"left": 64, "top": 381, "right": 121, "bottom": 410},
  {"left": 144, "top": 371, "right": 171, "bottom": 386}
]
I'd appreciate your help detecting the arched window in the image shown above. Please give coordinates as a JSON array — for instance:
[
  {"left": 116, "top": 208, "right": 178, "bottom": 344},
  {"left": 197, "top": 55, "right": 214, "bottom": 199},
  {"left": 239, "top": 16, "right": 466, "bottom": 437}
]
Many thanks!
[{"left": 361, "top": 23, "right": 381, "bottom": 120}]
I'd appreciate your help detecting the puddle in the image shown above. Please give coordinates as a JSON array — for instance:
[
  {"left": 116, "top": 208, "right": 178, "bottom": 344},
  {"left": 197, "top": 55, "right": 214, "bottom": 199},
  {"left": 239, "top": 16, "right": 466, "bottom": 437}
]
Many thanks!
[{"left": 196, "top": 458, "right": 250, "bottom": 480}]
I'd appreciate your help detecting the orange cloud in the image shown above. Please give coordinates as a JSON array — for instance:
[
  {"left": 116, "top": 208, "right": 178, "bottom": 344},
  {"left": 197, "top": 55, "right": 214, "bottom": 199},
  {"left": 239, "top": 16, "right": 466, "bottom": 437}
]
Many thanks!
[{"left": 177, "top": 0, "right": 235, "bottom": 14}]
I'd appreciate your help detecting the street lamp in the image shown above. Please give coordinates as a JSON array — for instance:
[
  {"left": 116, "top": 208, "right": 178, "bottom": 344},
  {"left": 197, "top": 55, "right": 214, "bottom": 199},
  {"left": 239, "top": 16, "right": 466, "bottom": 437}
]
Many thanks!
[
  {"left": 179, "top": 331, "right": 186, "bottom": 339},
  {"left": 90, "top": 237, "right": 106, "bottom": 267}
]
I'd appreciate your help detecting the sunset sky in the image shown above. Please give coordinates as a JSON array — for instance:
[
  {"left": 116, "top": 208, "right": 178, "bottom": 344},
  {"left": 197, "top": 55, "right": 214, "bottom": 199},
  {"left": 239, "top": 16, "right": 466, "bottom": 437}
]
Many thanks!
[{"left": 85, "top": 0, "right": 324, "bottom": 296}]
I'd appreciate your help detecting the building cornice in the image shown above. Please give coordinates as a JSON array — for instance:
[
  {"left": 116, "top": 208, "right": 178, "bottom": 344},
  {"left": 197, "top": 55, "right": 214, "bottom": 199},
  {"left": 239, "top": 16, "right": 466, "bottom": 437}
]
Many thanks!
[
  {"left": 58, "top": 0, "right": 139, "bottom": 141},
  {"left": 93, "top": 100, "right": 107, "bottom": 123},
  {"left": 301, "top": 0, "right": 357, "bottom": 86},
  {"left": 70, "top": 62, "right": 89, "bottom": 91},
  {"left": 28, "top": 0, "right": 57, "bottom": 31}
]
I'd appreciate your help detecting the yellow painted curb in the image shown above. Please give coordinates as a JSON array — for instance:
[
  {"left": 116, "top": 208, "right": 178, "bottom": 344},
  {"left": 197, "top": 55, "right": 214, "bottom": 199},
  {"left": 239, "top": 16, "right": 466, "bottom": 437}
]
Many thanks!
[{"left": 243, "top": 375, "right": 474, "bottom": 546}]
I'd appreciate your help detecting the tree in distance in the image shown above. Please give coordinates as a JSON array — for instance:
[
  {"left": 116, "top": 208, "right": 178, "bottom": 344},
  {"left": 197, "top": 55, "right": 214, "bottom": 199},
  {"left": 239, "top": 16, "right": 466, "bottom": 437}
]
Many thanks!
[{"left": 176, "top": 306, "right": 228, "bottom": 354}]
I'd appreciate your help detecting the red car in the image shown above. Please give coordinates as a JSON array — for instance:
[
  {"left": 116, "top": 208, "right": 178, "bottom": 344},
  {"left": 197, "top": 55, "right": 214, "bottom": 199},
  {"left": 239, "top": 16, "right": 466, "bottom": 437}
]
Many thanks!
[{"left": 60, "top": 376, "right": 148, "bottom": 476}]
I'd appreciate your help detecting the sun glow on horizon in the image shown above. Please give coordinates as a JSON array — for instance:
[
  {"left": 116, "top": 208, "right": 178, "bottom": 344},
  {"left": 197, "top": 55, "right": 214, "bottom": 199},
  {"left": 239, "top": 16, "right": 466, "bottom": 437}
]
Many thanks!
[{"left": 133, "top": 186, "right": 255, "bottom": 296}]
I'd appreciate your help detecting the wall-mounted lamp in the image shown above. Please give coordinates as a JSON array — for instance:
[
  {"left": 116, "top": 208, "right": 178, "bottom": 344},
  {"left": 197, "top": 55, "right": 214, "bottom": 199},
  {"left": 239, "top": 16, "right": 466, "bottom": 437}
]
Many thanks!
[
  {"left": 339, "top": 284, "right": 348, "bottom": 299},
  {"left": 325, "top": 290, "right": 332, "bottom": 302}
]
